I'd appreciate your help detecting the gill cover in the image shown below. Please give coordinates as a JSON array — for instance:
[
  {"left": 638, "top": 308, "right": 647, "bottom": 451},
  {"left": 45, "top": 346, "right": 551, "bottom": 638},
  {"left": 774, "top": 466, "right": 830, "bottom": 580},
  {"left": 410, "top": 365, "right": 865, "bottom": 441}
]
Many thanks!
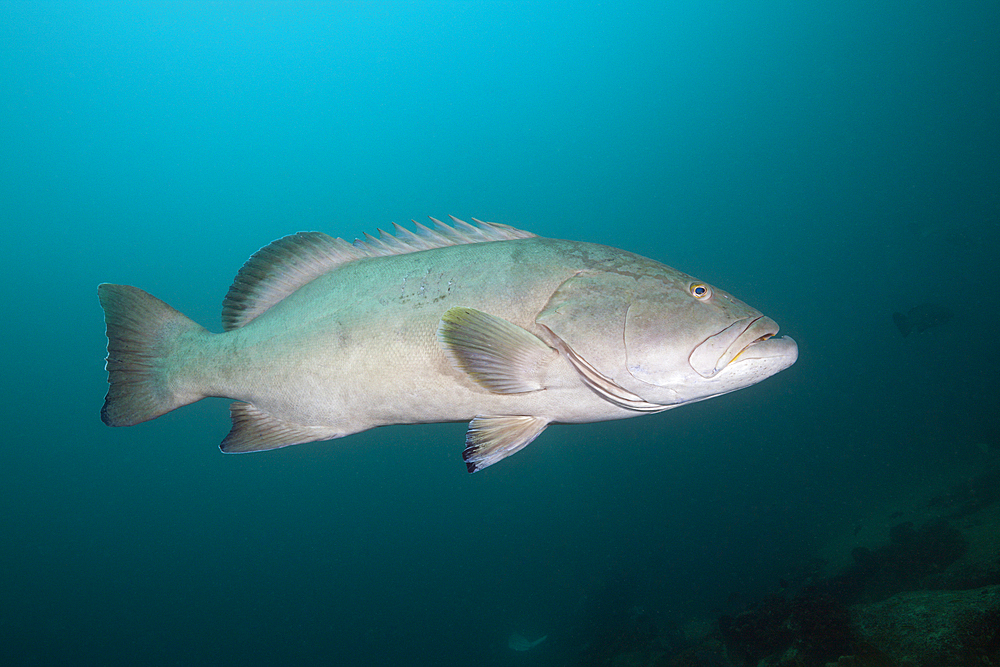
[
  {"left": 623, "top": 296, "right": 698, "bottom": 386},
  {"left": 537, "top": 271, "right": 671, "bottom": 411},
  {"left": 536, "top": 271, "right": 633, "bottom": 377}
]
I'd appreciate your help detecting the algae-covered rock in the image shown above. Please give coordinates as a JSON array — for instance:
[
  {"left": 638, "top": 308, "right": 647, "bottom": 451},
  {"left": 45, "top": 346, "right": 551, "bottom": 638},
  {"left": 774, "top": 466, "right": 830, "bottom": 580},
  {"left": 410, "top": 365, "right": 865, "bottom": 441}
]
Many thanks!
[{"left": 850, "top": 585, "right": 1000, "bottom": 666}]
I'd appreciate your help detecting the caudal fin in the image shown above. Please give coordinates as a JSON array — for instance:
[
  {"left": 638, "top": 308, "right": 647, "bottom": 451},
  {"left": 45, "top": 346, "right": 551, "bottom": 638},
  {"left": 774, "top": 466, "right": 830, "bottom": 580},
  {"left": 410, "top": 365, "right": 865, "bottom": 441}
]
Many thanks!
[{"left": 98, "top": 283, "right": 209, "bottom": 426}]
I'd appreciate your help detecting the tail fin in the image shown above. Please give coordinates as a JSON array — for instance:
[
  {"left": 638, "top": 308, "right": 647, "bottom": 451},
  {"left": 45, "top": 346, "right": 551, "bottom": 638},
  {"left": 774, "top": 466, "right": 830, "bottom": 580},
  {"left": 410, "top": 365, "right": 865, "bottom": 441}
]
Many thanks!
[{"left": 98, "top": 283, "right": 209, "bottom": 426}]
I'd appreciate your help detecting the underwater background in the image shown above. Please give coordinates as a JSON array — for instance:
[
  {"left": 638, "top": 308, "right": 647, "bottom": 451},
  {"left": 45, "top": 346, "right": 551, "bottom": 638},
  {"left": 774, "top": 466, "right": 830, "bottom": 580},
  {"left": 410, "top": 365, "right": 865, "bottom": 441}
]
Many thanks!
[{"left": 1, "top": 2, "right": 997, "bottom": 665}]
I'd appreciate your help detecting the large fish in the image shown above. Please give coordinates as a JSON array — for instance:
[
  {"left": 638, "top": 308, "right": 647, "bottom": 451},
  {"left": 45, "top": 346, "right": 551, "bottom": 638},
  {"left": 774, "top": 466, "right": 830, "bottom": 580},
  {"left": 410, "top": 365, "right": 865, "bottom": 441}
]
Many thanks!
[{"left": 98, "top": 217, "right": 797, "bottom": 472}]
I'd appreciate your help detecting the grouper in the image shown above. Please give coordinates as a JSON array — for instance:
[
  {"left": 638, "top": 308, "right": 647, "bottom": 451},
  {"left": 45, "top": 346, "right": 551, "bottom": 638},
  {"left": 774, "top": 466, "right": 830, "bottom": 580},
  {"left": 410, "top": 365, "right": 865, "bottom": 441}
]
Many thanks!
[{"left": 98, "top": 216, "right": 798, "bottom": 472}]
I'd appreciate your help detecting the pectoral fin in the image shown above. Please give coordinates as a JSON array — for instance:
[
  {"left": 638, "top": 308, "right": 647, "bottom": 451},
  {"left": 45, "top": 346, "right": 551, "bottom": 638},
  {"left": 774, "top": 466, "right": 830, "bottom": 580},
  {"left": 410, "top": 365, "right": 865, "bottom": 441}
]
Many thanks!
[
  {"left": 463, "top": 415, "right": 549, "bottom": 473},
  {"left": 438, "top": 307, "right": 557, "bottom": 393}
]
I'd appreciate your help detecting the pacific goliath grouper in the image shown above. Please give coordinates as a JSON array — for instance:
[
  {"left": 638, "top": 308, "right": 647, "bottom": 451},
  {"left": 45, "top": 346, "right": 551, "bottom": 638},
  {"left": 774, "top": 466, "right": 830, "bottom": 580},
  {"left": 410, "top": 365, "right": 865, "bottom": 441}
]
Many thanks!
[{"left": 98, "top": 217, "right": 798, "bottom": 472}]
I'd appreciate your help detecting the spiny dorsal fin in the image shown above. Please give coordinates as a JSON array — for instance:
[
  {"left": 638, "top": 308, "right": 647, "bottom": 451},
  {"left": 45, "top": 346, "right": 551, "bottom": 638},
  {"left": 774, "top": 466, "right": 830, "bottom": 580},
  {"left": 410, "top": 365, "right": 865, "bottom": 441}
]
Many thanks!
[
  {"left": 352, "top": 216, "right": 536, "bottom": 257},
  {"left": 222, "top": 217, "right": 536, "bottom": 330}
]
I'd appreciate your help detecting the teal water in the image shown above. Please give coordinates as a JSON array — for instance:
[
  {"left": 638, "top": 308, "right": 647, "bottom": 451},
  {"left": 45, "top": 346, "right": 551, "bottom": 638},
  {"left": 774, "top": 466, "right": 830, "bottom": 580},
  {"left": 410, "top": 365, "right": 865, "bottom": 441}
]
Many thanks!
[{"left": 1, "top": 2, "right": 997, "bottom": 665}]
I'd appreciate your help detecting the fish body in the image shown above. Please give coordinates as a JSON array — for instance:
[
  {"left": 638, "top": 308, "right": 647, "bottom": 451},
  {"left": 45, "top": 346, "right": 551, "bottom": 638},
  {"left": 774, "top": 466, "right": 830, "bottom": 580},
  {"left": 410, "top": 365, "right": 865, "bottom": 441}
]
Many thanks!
[
  {"left": 99, "top": 217, "right": 797, "bottom": 472},
  {"left": 508, "top": 633, "right": 548, "bottom": 651},
  {"left": 892, "top": 303, "right": 953, "bottom": 337}
]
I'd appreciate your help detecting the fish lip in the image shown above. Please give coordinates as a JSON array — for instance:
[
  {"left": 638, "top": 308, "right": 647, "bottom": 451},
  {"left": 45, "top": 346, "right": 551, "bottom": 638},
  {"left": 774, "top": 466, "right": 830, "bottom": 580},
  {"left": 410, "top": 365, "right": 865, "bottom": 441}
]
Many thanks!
[
  {"left": 689, "top": 316, "right": 781, "bottom": 378},
  {"left": 736, "top": 334, "right": 798, "bottom": 366},
  {"left": 723, "top": 316, "right": 782, "bottom": 369}
]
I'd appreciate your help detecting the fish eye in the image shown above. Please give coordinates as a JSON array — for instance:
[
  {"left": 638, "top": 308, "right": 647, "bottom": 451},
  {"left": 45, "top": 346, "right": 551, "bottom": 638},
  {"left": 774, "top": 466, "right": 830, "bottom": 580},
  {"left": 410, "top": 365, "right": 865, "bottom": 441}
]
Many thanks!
[{"left": 690, "top": 283, "right": 712, "bottom": 300}]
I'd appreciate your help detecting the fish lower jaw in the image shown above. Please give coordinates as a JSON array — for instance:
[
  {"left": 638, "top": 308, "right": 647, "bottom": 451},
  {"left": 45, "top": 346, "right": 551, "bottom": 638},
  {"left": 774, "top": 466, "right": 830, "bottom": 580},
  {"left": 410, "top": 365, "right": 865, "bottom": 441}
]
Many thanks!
[{"left": 730, "top": 335, "right": 797, "bottom": 365}]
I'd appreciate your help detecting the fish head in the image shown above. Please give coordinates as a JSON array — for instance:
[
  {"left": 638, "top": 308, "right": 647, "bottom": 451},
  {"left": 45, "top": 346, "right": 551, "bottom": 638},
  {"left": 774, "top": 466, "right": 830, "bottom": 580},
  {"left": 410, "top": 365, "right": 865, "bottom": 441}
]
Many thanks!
[
  {"left": 623, "top": 281, "right": 798, "bottom": 405},
  {"left": 537, "top": 263, "right": 797, "bottom": 410}
]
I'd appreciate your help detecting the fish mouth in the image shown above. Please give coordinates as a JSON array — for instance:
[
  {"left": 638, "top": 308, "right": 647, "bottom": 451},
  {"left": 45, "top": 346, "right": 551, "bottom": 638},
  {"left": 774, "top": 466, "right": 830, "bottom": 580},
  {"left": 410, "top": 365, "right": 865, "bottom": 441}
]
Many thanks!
[
  {"left": 735, "top": 333, "right": 798, "bottom": 368},
  {"left": 689, "top": 316, "right": 786, "bottom": 378}
]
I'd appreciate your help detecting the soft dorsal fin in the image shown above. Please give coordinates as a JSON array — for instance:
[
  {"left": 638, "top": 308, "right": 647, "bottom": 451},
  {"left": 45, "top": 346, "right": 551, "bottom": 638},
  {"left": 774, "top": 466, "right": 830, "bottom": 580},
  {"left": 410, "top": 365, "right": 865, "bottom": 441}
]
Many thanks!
[
  {"left": 222, "top": 232, "right": 363, "bottom": 331},
  {"left": 222, "top": 217, "right": 536, "bottom": 331}
]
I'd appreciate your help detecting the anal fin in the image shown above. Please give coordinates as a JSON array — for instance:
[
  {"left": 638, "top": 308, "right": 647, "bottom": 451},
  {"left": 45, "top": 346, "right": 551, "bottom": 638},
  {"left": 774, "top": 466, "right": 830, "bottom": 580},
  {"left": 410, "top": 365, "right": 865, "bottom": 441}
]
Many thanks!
[
  {"left": 462, "top": 415, "right": 549, "bottom": 473},
  {"left": 220, "top": 402, "right": 335, "bottom": 453}
]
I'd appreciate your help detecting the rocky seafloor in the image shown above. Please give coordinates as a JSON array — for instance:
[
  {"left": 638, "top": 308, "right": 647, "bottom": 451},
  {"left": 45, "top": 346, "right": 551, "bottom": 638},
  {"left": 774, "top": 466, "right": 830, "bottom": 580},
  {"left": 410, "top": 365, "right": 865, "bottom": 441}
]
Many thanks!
[{"left": 574, "top": 461, "right": 1000, "bottom": 667}]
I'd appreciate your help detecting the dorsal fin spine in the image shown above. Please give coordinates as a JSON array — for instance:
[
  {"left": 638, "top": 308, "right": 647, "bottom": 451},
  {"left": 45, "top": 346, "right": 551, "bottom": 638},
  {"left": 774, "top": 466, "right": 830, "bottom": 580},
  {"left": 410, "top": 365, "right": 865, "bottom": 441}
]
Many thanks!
[
  {"left": 412, "top": 219, "right": 451, "bottom": 245},
  {"left": 391, "top": 222, "right": 425, "bottom": 249},
  {"left": 449, "top": 215, "right": 481, "bottom": 236}
]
